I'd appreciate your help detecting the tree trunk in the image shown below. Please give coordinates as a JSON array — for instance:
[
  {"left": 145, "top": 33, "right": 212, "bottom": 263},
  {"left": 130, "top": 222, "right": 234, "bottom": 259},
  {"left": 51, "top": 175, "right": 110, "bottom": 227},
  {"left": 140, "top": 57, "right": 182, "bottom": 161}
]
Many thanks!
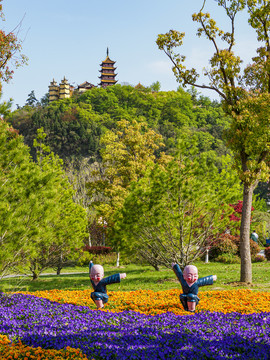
[
  {"left": 32, "top": 272, "right": 38, "bottom": 280},
  {"left": 239, "top": 183, "right": 254, "bottom": 283},
  {"left": 56, "top": 252, "right": 63, "bottom": 275},
  {"left": 30, "top": 260, "right": 39, "bottom": 281}
]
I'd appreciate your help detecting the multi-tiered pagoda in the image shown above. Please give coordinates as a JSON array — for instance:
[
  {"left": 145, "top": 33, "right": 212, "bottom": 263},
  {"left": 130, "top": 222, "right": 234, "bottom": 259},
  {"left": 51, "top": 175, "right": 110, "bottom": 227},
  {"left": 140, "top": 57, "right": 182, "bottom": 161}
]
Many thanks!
[{"left": 99, "top": 48, "right": 117, "bottom": 88}]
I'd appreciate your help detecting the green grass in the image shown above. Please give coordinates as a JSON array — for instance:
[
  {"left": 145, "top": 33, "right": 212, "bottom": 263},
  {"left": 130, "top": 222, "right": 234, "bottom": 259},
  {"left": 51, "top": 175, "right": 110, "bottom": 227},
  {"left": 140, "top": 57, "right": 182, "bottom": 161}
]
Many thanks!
[{"left": 1, "top": 261, "right": 270, "bottom": 293}]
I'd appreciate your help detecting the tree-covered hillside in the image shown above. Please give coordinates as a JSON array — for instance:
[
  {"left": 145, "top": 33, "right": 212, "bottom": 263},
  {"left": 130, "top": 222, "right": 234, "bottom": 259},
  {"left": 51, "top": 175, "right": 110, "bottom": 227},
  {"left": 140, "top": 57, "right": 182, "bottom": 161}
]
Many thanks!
[{"left": 7, "top": 85, "right": 231, "bottom": 162}]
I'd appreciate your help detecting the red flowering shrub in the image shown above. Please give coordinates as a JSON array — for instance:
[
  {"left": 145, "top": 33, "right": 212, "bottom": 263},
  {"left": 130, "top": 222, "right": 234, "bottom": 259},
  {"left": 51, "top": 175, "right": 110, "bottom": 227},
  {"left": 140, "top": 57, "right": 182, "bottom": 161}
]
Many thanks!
[{"left": 265, "top": 247, "right": 270, "bottom": 261}]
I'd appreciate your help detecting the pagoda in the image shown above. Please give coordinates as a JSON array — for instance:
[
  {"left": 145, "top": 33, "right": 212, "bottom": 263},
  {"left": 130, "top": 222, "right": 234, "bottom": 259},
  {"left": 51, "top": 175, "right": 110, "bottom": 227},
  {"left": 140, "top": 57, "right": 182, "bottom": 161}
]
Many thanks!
[
  {"left": 59, "top": 77, "right": 71, "bottom": 99},
  {"left": 48, "top": 79, "right": 59, "bottom": 102},
  {"left": 48, "top": 77, "right": 72, "bottom": 102},
  {"left": 99, "top": 48, "right": 117, "bottom": 88}
]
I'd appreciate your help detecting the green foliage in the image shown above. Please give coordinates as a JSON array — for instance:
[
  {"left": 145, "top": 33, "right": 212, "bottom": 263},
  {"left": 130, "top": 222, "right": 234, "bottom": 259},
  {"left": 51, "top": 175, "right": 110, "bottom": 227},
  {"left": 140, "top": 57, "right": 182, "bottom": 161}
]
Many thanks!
[
  {"left": 0, "top": 122, "right": 88, "bottom": 278},
  {"left": 116, "top": 145, "right": 241, "bottom": 269},
  {"left": 253, "top": 255, "right": 265, "bottom": 263},
  {"left": 25, "top": 90, "right": 39, "bottom": 107},
  {"left": 8, "top": 99, "right": 103, "bottom": 161},
  {"left": 209, "top": 234, "right": 239, "bottom": 260},
  {"left": 77, "top": 251, "right": 117, "bottom": 267},
  {"left": 156, "top": 0, "right": 270, "bottom": 283},
  {"left": 225, "top": 94, "right": 270, "bottom": 186},
  {"left": 88, "top": 119, "right": 171, "bottom": 232},
  {"left": 209, "top": 234, "right": 260, "bottom": 263},
  {"left": 7, "top": 85, "right": 230, "bottom": 163},
  {"left": 149, "top": 81, "right": 161, "bottom": 92},
  {"left": 28, "top": 128, "right": 88, "bottom": 278},
  {"left": 0, "top": 120, "right": 34, "bottom": 275},
  {"left": 215, "top": 253, "right": 240, "bottom": 264},
  {"left": 2, "top": 262, "right": 270, "bottom": 293},
  {"left": 0, "top": 93, "right": 12, "bottom": 117}
]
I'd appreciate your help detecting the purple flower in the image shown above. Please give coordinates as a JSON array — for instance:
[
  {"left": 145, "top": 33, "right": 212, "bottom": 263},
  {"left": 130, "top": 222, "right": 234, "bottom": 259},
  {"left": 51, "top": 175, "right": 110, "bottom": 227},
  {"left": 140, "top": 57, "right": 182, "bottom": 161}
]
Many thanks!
[{"left": 0, "top": 293, "right": 269, "bottom": 359}]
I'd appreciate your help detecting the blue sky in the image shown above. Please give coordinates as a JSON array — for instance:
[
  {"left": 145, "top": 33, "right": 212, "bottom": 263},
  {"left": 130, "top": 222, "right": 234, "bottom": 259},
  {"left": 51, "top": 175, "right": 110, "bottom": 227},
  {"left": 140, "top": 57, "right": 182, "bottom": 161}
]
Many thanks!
[{"left": 2, "top": 0, "right": 258, "bottom": 108}]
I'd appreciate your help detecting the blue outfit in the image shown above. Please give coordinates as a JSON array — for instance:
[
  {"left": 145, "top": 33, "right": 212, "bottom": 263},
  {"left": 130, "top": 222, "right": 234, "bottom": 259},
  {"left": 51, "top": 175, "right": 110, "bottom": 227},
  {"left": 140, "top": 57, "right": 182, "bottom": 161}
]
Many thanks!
[
  {"left": 89, "top": 262, "right": 121, "bottom": 304},
  {"left": 173, "top": 264, "right": 214, "bottom": 311}
]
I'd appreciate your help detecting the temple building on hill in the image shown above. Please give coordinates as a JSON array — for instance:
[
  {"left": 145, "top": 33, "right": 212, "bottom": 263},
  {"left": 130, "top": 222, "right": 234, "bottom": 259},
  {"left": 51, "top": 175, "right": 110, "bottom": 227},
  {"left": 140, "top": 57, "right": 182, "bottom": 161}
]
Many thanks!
[
  {"left": 99, "top": 48, "right": 117, "bottom": 88},
  {"left": 77, "top": 81, "right": 96, "bottom": 93},
  {"left": 48, "top": 49, "right": 117, "bottom": 102},
  {"left": 48, "top": 78, "right": 96, "bottom": 102},
  {"left": 48, "top": 77, "right": 75, "bottom": 102}
]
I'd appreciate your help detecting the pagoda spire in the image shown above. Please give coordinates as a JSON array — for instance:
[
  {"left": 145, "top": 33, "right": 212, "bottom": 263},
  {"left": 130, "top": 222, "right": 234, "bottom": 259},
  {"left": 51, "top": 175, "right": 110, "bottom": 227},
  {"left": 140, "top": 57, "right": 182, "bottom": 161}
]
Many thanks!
[{"left": 107, "top": 47, "right": 109, "bottom": 57}]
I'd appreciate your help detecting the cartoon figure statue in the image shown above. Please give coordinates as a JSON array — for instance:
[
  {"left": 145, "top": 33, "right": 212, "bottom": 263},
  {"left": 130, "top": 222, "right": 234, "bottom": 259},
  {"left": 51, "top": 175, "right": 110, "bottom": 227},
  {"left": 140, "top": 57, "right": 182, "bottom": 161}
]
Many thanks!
[
  {"left": 172, "top": 263, "right": 217, "bottom": 312},
  {"left": 89, "top": 261, "right": 126, "bottom": 309}
]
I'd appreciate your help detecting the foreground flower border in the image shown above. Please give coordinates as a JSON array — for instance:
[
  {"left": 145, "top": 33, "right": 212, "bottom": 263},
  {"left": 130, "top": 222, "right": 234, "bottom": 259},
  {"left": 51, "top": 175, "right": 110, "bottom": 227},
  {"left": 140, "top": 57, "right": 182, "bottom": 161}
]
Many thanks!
[
  {"left": 0, "top": 334, "right": 88, "bottom": 360},
  {"left": 0, "top": 289, "right": 269, "bottom": 359}
]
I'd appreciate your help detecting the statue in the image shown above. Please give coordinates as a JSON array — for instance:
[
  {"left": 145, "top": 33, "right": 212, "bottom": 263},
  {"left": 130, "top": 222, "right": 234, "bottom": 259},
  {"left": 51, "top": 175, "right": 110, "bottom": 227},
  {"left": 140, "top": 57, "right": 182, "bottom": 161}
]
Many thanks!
[
  {"left": 89, "top": 261, "right": 126, "bottom": 309},
  {"left": 172, "top": 263, "right": 217, "bottom": 312}
]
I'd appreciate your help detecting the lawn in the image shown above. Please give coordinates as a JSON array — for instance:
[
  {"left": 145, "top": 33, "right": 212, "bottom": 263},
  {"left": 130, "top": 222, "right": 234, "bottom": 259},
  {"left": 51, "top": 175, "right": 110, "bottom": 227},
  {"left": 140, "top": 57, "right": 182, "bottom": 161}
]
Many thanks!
[
  {"left": 0, "top": 262, "right": 269, "bottom": 359},
  {"left": 1, "top": 261, "right": 270, "bottom": 293}
]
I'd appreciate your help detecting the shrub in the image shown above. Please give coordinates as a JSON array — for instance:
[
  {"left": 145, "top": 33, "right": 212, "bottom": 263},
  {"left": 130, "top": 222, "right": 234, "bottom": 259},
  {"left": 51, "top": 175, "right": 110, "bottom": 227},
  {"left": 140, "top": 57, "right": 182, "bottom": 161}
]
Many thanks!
[
  {"left": 232, "top": 237, "right": 260, "bottom": 259},
  {"left": 215, "top": 253, "right": 240, "bottom": 264},
  {"left": 209, "top": 234, "right": 238, "bottom": 260},
  {"left": 77, "top": 251, "right": 92, "bottom": 266},
  {"left": 209, "top": 234, "right": 261, "bottom": 262},
  {"left": 265, "top": 247, "right": 270, "bottom": 261},
  {"left": 83, "top": 245, "right": 112, "bottom": 255},
  {"left": 253, "top": 255, "right": 265, "bottom": 263},
  {"left": 77, "top": 251, "right": 117, "bottom": 267},
  {"left": 92, "top": 252, "right": 118, "bottom": 266}
]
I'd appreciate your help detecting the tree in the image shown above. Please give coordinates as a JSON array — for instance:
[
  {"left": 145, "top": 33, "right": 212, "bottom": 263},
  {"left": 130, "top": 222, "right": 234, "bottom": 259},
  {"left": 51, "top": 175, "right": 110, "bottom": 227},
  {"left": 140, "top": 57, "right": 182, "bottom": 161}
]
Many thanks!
[
  {"left": 28, "top": 128, "right": 88, "bottom": 279},
  {"left": 0, "top": 0, "right": 27, "bottom": 92},
  {"left": 40, "top": 92, "right": 49, "bottom": 106},
  {"left": 150, "top": 81, "right": 161, "bottom": 92},
  {"left": 0, "top": 122, "right": 88, "bottom": 279},
  {"left": 25, "top": 90, "right": 39, "bottom": 107},
  {"left": 0, "top": 120, "right": 34, "bottom": 277},
  {"left": 116, "top": 146, "right": 241, "bottom": 270},
  {"left": 88, "top": 119, "right": 171, "bottom": 265},
  {"left": 156, "top": 0, "right": 270, "bottom": 283}
]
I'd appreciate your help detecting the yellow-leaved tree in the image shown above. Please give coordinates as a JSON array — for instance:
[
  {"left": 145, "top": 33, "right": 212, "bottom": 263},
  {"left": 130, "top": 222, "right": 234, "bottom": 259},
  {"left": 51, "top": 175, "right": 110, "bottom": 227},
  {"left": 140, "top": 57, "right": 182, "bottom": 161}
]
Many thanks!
[
  {"left": 156, "top": 0, "right": 270, "bottom": 283},
  {"left": 88, "top": 119, "right": 171, "bottom": 265}
]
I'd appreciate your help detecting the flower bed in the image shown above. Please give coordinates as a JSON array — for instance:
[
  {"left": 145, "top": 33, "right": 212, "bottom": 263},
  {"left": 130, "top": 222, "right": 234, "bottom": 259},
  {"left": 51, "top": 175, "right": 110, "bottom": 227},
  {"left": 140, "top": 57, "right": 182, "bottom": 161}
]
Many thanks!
[
  {"left": 20, "top": 288, "right": 270, "bottom": 315},
  {"left": 0, "top": 290, "right": 269, "bottom": 359},
  {"left": 0, "top": 334, "right": 88, "bottom": 360}
]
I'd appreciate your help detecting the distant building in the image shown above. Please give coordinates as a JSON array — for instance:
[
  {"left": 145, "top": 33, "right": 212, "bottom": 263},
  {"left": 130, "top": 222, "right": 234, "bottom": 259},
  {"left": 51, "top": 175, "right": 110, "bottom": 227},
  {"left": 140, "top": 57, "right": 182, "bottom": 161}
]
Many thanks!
[
  {"left": 48, "top": 77, "right": 74, "bottom": 102},
  {"left": 99, "top": 48, "right": 117, "bottom": 88},
  {"left": 48, "top": 49, "right": 117, "bottom": 102},
  {"left": 48, "top": 79, "right": 59, "bottom": 102},
  {"left": 77, "top": 81, "right": 96, "bottom": 93}
]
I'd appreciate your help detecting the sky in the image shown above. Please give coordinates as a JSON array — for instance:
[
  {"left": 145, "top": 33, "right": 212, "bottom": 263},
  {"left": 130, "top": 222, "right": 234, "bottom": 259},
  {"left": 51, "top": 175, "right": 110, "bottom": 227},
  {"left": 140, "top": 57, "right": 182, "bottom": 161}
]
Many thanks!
[{"left": 2, "top": 0, "right": 259, "bottom": 108}]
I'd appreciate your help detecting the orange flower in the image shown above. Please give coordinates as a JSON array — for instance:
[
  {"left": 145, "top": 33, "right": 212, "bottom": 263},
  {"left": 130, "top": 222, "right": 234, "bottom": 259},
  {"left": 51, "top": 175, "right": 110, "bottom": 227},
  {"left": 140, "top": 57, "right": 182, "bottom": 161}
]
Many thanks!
[{"left": 16, "top": 288, "right": 270, "bottom": 315}]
